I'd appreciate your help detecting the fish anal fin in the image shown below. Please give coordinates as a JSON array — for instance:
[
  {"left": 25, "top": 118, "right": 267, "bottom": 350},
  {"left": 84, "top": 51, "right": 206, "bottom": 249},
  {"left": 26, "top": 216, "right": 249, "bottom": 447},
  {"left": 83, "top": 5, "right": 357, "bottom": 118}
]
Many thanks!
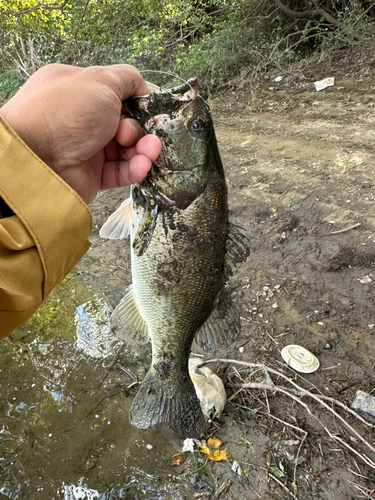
[
  {"left": 99, "top": 197, "right": 132, "bottom": 240},
  {"left": 194, "top": 289, "right": 240, "bottom": 352},
  {"left": 111, "top": 285, "right": 149, "bottom": 344}
]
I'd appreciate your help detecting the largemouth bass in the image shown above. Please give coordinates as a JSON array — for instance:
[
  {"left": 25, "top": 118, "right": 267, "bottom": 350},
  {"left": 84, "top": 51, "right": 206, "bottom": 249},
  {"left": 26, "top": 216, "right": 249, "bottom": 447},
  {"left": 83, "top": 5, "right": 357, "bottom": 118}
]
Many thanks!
[{"left": 100, "top": 79, "right": 249, "bottom": 438}]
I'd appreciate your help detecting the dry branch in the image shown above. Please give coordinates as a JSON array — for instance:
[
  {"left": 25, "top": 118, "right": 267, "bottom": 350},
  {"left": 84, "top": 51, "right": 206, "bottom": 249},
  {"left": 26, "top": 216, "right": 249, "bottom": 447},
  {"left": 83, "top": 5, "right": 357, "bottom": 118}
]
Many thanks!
[{"left": 200, "top": 358, "right": 375, "bottom": 471}]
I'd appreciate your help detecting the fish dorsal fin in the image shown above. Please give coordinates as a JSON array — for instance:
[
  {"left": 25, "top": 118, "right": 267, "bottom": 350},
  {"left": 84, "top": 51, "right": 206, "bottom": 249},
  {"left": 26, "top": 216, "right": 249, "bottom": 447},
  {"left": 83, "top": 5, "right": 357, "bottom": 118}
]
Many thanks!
[
  {"left": 111, "top": 285, "right": 149, "bottom": 344},
  {"left": 99, "top": 197, "right": 132, "bottom": 240},
  {"left": 194, "top": 288, "right": 241, "bottom": 352},
  {"left": 226, "top": 222, "right": 250, "bottom": 270}
]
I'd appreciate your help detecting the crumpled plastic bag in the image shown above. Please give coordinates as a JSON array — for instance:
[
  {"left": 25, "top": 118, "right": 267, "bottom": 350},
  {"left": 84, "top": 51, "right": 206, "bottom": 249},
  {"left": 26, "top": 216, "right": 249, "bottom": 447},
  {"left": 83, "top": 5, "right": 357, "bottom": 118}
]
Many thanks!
[{"left": 189, "top": 357, "right": 227, "bottom": 419}]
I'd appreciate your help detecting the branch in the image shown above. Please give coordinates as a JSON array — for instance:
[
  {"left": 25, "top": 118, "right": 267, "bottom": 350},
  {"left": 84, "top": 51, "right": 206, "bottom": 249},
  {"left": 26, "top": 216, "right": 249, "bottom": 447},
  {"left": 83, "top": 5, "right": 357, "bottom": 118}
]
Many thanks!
[
  {"left": 4, "top": 0, "right": 70, "bottom": 16},
  {"left": 274, "top": 0, "right": 343, "bottom": 28}
]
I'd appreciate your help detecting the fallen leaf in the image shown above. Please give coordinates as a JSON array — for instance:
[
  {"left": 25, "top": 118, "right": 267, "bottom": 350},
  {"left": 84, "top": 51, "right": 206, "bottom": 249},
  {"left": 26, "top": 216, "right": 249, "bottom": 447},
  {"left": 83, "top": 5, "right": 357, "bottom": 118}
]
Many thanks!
[
  {"left": 210, "top": 448, "right": 228, "bottom": 461},
  {"left": 199, "top": 436, "right": 228, "bottom": 461},
  {"left": 207, "top": 437, "right": 222, "bottom": 449},
  {"left": 171, "top": 451, "right": 188, "bottom": 466}
]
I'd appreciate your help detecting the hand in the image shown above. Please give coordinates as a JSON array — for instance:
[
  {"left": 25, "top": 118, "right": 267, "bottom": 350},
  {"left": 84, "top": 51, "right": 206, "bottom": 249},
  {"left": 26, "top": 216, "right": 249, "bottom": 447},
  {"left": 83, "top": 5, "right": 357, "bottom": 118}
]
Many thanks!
[{"left": 0, "top": 64, "right": 162, "bottom": 204}]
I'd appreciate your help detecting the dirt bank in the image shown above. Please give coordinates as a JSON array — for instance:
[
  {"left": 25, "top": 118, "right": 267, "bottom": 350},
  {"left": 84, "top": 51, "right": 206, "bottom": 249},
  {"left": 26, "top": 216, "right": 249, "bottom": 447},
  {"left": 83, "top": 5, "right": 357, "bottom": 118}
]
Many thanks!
[{"left": 77, "top": 73, "right": 375, "bottom": 499}]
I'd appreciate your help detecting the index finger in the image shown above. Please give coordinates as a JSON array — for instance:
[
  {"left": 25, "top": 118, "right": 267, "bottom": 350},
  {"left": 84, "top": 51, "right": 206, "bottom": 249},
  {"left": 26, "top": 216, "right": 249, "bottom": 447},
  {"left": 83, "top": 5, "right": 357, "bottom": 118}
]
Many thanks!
[{"left": 107, "top": 64, "right": 152, "bottom": 101}]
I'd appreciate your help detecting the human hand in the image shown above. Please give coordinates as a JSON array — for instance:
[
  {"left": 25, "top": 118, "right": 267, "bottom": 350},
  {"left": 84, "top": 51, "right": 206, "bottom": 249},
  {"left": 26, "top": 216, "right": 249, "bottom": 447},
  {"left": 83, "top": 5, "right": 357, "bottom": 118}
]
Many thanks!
[{"left": 0, "top": 64, "right": 161, "bottom": 205}]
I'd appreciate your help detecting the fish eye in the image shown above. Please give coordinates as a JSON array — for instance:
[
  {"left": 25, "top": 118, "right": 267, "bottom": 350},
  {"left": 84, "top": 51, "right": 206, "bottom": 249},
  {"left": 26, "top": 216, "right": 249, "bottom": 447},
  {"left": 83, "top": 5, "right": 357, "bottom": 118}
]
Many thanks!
[{"left": 191, "top": 118, "right": 204, "bottom": 134}]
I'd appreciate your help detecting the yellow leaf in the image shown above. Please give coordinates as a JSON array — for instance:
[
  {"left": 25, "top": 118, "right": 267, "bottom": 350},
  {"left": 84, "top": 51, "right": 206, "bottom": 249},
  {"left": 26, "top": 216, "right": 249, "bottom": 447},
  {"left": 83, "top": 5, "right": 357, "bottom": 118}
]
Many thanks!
[
  {"left": 207, "top": 437, "right": 222, "bottom": 449},
  {"left": 209, "top": 448, "right": 228, "bottom": 461},
  {"left": 199, "top": 444, "right": 211, "bottom": 456}
]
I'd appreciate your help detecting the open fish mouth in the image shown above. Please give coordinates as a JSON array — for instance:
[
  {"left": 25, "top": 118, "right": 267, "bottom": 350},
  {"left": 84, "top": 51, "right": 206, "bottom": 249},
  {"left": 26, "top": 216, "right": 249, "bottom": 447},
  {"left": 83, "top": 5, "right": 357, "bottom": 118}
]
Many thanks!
[{"left": 123, "top": 78, "right": 200, "bottom": 127}]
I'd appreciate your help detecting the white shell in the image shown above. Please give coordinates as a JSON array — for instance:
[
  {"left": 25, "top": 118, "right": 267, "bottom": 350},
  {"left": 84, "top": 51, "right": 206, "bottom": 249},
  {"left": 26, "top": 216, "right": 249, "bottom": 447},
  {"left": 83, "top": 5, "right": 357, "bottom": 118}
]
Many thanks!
[{"left": 281, "top": 345, "right": 320, "bottom": 373}]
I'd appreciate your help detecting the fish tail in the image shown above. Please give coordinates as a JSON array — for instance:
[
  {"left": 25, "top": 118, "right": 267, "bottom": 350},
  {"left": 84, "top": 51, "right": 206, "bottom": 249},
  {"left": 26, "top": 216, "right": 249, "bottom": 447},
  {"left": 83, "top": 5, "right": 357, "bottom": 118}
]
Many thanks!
[{"left": 129, "top": 370, "right": 207, "bottom": 438}]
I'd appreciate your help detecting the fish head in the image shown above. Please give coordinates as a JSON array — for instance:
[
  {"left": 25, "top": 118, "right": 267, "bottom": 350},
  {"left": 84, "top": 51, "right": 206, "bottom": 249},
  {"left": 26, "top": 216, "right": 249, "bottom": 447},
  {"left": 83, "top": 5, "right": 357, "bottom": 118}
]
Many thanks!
[{"left": 124, "top": 79, "right": 224, "bottom": 209}]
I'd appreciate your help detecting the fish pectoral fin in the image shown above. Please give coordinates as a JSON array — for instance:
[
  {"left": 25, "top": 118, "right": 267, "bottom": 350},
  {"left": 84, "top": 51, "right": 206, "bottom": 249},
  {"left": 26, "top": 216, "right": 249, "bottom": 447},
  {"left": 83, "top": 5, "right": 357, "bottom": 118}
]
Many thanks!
[
  {"left": 132, "top": 206, "right": 158, "bottom": 257},
  {"left": 225, "top": 222, "right": 250, "bottom": 272},
  {"left": 194, "top": 289, "right": 241, "bottom": 352},
  {"left": 99, "top": 197, "right": 132, "bottom": 240},
  {"left": 111, "top": 284, "right": 149, "bottom": 344}
]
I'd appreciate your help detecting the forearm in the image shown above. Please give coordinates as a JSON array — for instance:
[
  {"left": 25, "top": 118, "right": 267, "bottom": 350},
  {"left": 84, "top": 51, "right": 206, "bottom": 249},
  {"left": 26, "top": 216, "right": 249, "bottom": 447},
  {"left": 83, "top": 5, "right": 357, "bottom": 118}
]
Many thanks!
[{"left": 0, "top": 117, "right": 92, "bottom": 338}]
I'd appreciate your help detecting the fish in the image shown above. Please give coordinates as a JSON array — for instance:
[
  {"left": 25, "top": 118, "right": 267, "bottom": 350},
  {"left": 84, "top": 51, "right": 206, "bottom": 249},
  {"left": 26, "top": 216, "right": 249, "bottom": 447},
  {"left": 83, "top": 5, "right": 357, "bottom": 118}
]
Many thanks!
[{"left": 100, "top": 78, "right": 249, "bottom": 438}]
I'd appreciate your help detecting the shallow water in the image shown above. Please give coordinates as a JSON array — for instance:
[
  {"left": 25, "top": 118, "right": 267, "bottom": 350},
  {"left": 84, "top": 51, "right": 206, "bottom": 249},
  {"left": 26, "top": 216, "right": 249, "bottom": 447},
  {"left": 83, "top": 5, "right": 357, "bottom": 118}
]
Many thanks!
[{"left": 0, "top": 276, "right": 192, "bottom": 500}]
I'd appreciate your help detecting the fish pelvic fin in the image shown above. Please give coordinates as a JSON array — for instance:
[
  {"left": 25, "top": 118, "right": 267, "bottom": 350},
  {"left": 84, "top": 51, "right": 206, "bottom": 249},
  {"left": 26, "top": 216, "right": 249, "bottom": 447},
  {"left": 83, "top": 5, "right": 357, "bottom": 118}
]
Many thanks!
[
  {"left": 111, "top": 285, "right": 149, "bottom": 344},
  {"left": 194, "top": 289, "right": 240, "bottom": 352},
  {"left": 99, "top": 197, "right": 132, "bottom": 240},
  {"left": 225, "top": 222, "right": 250, "bottom": 272},
  {"left": 130, "top": 370, "right": 207, "bottom": 438}
]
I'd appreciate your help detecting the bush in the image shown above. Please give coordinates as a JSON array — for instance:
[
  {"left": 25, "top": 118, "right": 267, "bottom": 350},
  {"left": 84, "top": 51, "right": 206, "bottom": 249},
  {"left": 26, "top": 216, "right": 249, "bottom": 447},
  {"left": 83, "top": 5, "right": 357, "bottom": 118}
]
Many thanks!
[{"left": 0, "top": 71, "right": 24, "bottom": 94}]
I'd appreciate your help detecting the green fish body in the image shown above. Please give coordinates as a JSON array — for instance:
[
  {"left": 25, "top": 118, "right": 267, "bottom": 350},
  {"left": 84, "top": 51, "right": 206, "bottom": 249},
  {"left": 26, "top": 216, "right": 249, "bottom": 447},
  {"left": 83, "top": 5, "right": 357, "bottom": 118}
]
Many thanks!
[{"left": 100, "top": 79, "right": 248, "bottom": 438}]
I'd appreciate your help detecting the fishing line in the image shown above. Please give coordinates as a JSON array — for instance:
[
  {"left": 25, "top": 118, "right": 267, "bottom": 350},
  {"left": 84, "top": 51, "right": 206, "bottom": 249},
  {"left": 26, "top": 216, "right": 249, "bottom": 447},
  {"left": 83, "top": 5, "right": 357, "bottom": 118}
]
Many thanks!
[
  {"left": 139, "top": 69, "right": 193, "bottom": 92},
  {"left": 140, "top": 69, "right": 189, "bottom": 85}
]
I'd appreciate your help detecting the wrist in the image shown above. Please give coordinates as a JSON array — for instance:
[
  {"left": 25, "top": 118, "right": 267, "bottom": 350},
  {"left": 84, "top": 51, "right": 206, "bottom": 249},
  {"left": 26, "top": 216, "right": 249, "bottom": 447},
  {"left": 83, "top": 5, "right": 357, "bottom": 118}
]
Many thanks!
[{"left": 0, "top": 102, "right": 52, "bottom": 166}]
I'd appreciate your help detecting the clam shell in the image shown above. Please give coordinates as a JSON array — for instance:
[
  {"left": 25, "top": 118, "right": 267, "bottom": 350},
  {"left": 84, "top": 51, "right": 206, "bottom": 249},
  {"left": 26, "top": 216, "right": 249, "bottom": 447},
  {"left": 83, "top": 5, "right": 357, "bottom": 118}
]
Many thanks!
[{"left": 281, "top": 345, "right": 320, "bottom": 373}]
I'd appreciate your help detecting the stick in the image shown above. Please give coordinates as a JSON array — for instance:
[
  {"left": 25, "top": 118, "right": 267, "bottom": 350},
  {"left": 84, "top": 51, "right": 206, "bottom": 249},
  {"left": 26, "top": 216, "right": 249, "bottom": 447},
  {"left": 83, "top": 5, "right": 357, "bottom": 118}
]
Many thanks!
[
  {"left": 199, "top": 359, "right": 375, "bottom": 470},
  {"left": 268, "top": 473, "right": 299, "bottom": 500},
  {"left": 330, "top": 223, "right": 361, "bottom": 235},
  {"left": 97, "top": 342, "right": 124, "bottom": 388}
]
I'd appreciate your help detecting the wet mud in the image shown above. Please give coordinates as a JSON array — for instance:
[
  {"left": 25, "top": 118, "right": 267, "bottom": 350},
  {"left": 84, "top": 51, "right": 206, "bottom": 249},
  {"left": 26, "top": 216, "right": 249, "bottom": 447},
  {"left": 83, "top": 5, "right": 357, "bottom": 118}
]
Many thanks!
[{"left": 1, "top": 74, "right": 375, "bottom": 499}]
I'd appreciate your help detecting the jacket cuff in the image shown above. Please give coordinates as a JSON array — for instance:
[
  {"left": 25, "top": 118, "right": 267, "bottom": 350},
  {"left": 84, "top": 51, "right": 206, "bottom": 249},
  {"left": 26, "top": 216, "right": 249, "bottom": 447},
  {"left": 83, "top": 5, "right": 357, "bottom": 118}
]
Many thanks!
[{"left": 0, "top": 116, "right": 92, "bottom": 296}]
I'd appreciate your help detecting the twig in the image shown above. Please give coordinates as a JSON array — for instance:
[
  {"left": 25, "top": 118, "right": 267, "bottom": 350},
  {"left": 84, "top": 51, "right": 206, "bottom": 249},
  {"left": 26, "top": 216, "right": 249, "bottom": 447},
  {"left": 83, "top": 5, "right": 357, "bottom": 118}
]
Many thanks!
[
  {"left": 200, "top": 359, "right": 375, "bottom": 470},
  {"left": 330, "top": 222, "right": 361, "bottom": 235},
  {"left": 264, "top": 412, "right": 307, "bottom": 495},
  {"left": 347, "top": 480, "right": 375, "bottom": 499},
  {"left": 268, "top": 472, "right": 299, "bottom": 500},
  {"left": 214, "top": 480, "right": 232, "bottom": 498},
  {"left": 97, "top": 342, "right": 124, "bottom": 388}
]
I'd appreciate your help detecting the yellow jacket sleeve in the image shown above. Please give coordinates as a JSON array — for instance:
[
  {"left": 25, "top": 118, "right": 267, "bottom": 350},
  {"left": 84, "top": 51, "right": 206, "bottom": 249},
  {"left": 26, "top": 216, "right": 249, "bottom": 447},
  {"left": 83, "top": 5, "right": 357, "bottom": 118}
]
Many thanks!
[{"left": 0, "top": 117, "right": 92, "bottom": 338}]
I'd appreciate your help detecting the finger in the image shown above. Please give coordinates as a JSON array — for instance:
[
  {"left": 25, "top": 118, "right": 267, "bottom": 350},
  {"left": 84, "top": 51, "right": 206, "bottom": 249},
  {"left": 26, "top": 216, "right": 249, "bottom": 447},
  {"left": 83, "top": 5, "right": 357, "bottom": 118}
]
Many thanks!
[
  {"left": 115, "top": 117, "right": 144, "bottom": 147},
  {"left": 107, "top": 64, "right": 152, "bottom": 100},
  {"left": 105, "top": 130, "right": 161, "bottom": 161},
  {"left": 135, "top": 134, "right": 162, "bottom": 161},
  {"left": 101, "top": 135, "right": 161, "bottom": 189},
  {"left": 100, "top": 155, "right": 152, "bottom": 190}
]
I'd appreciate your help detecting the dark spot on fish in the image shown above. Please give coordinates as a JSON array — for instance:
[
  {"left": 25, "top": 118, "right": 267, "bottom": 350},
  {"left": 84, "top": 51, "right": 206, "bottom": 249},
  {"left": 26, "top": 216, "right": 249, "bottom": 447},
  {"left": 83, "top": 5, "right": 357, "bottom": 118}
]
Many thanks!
[
  {"left": 157, "top": 258, "right": 182, "bottom": 283},
  {"left": 132, "top": 185, "right": 147, "bottom": 208},
  {"left": 153, "top": 362, "right": 171, "bottom": 380},
  {"left": 147, "top": 92, "right": 183, "bottom": 116}
]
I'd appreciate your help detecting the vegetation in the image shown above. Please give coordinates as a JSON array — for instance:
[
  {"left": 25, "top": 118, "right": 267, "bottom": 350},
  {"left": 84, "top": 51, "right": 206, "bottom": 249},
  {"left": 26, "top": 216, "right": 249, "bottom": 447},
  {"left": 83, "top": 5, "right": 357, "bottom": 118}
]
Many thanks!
[{"left": 0, "top": 0, "right": 374, "bottom": 95}]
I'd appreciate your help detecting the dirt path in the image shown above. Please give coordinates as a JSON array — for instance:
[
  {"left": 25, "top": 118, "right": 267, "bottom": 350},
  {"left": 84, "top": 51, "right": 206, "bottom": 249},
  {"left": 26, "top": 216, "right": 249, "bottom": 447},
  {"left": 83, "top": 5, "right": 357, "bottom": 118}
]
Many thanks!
[{"left": 79, "top": 75, "right": 375, "bottom": 499}]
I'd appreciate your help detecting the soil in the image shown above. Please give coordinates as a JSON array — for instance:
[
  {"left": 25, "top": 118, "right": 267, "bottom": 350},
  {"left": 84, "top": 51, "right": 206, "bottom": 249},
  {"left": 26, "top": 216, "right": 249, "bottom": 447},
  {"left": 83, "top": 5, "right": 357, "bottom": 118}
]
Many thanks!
[
  {"left": 80, "top": 73, "right": 375, "bottom": 499},
  {"left": 2, "top": 72, "right": 375, "bottom": 500}
]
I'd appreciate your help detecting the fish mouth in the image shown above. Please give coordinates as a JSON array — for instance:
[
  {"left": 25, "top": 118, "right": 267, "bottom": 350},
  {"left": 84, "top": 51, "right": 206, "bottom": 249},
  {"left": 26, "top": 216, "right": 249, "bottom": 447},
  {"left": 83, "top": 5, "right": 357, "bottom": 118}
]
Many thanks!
[{"left": 123, "top": 78, "right": 200, "bottom": 127}]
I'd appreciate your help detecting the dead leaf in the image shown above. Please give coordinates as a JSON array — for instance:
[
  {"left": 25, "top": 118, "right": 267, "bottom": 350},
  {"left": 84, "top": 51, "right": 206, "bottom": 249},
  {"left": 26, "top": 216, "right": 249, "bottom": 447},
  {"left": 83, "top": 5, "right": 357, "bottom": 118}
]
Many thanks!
[
  {"left": 207, "top": 436, "right": 222, "bottom": 449},
  {"left": 210, "top": 448, "right": 228, "bottom": 461},
  {"left": 199, "top": 436, "right": 228, "bottom": 461},
  {"left": 171, "top": 451, "right": 188, "bottom": 466}
]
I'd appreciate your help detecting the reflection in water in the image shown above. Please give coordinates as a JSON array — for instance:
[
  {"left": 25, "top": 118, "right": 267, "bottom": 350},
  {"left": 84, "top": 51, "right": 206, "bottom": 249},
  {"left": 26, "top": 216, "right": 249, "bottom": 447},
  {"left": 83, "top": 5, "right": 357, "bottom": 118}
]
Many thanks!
[
  {"left": 60, "top": 479, "right": 100, "bottom": 500},
  {"left": 0, "top": 276, "right": 192, "bottom": 500}
]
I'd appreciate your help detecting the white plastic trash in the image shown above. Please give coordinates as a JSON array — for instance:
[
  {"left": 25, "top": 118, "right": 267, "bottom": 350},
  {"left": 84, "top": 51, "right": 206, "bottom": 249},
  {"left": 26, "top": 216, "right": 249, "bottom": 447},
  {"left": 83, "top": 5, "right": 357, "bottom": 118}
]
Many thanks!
[
  {"left": 281, "top": 345, "right": 320, "bottom": 373},
  {"left": 314, "top": 77, "right": 335, "bottom": 92},
  {"left": 189, "top": 358, "right": 227, "bottom": 419}
]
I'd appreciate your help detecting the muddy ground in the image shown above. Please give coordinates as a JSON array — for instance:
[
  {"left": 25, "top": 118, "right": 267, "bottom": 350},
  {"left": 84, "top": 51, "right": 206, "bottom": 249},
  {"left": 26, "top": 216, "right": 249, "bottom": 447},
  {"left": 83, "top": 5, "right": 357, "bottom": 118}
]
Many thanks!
[
  {"left": 3, "top": 71, "right": 375, "bottom": 500},
  {"left": 78, "top": 72, "right": 375, "bottom": 499}
]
